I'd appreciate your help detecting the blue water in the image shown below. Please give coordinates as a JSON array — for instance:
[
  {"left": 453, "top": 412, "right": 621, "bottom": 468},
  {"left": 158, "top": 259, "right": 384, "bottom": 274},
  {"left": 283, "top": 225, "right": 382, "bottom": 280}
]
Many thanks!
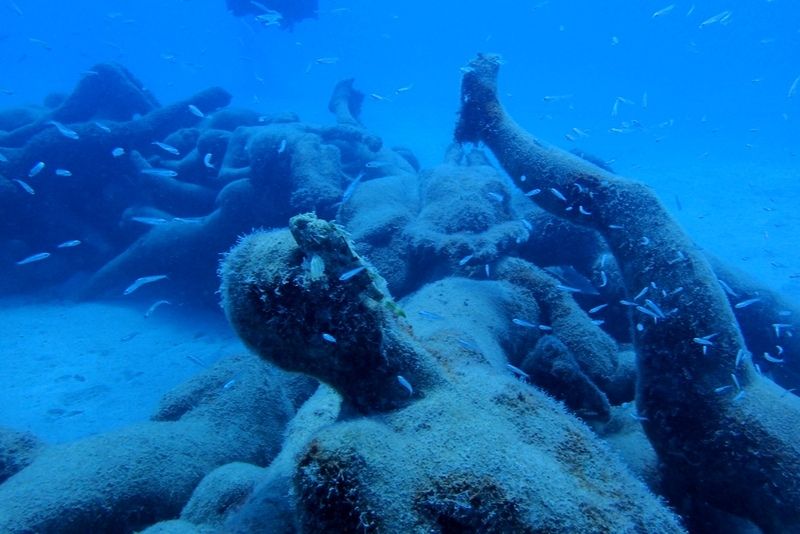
[{"left": 3, "top": 1, "right": 797, "bottom": 163}]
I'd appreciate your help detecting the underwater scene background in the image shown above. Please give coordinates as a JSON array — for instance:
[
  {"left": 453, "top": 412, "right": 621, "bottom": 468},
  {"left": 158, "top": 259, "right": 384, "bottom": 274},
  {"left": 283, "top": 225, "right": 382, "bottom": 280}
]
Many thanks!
[{"left": 0, "top": 1, "right": 798, "bottom": 532}]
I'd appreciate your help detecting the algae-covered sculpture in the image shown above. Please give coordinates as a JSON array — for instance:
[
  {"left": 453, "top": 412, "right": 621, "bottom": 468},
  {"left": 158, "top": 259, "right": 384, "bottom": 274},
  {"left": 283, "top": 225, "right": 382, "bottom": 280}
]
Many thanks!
[
  {"left": 454, "top": 53, "right": 800, "bottom": 533},
  {"left": 0, "top": 354, "right": 314, "bottom": 533},
  {"left": 219, "top": 212, "right": 684, "bottom": 532},
  {"left": 3, "top": 55, "right": 800, "bottom": 532},
  {"left": 221, "top": 213, "right": 443, "bottom": 413}
]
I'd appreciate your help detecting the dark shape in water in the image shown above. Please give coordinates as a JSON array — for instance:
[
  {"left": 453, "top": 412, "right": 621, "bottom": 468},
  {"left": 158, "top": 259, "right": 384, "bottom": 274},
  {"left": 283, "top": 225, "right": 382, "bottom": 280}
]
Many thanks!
[
  {"left": 53, "top": 63, "right": 159, "bottom": 123},
  {"left": 328, "top": 78, "right": 364, "bottom": 126},
  {"left": 226, "top": 0, "right": 318, "bottom": 29}
]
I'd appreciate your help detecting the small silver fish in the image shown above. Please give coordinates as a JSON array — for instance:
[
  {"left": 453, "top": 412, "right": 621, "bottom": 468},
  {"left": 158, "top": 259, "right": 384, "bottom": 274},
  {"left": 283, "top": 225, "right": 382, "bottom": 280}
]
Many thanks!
[
  {"left": 151, "top": 141, "right": 180, "bottom": 156},
  {"left": 13, "top": 179, "right": 35, "bottom": 194},
  {"left": 506, "top": 364, "right": 529, "bottom": 380},
  {"left": 340, "top": 172, "right": 364, "bottom": 205},
  {"left": 772, "top": 323, "right": 792, "bottom": 337},
  {"left": 315, "top": 56, "right": 340, "bottom": 65},
  {"left": 734, "top": 297, "right": 762, "bottom": 309},
  {"left": 203, "top": 153, "right": 214, "bottom": 169},
  {"left": 397, "top": 375, "right": 413, "bottom": 396},
  {"left": 789, "top": 75, "right": 800, "bottom": 99},
  {"left": 652, "top": 4, "right": 675, "bottom": 18},
  {"left": 94, "top": 122, "right": 112, "bottom": 133},
  {"left": 47, "top": 120, "right": 79, "bottom": 140},
  {"left": 16, "top": 252, "right": 50, "bottom": 265},
  {"left": 549, "top": 187, "right": 567, "bottom": 202},
  {"left": 644, "top": 299, "right": 666, "bottom": 319},
  {"left": 29, "top": 38, "right": 52, "bottom": 50},
  {"left": 633, "top": 286, "right": 649, "bottom": 301},
  {"left": 255, "top": 9, "right": 283, "bottom": 27},
  {"left": 187, "top": 104, "right": 204, "bottom": 118},
  {"left": 512, "top": 318, "right": 536, "bottom": 328},
  {"left": 8, "top": 0, "right": 22, "bottom": 16},
  {"left": 144, "top": 299, "right": 171, "bottom": 318},
  {"left": 338, "top": 266, "right": 366, "bottom": 281},
  {"left": 278, "top": 139, "right": 287, "bottom": 153},
  {"left": 717, "top": 278, "right": 738, "bottom": 297},
  {"left": 735, "top": 348, "right": 749, "bottom": 368},
  {"left": 699, "top": 10, "right": 732, "bottom": 29},
  {"left": 322, "top": 332, "right": 337, "bottom": 343},
  {"left": 131, "top": 216, "right": 169, "bottom": 226},
  {"left": 458, "top": 254, "right": 473, "bottom": 266},
  {"left": 141, "top": 168, "right": 178, "bottom": 178},
  {"left": 542, "top": 94, "right": 572, "bottom": 102},
  {"left": 557, "top": 284, "right": 581, "bottom": 293},
  {"left": 172, "top": 216, "right": 204, "bottom": 224},
  {"left": 123, "top": 274, "right": 168, "bottom": 295},
  {"left": 111, "top": 147, "right": 125, "bottom": 157},
  {"left": 57, "top": 240, "right": 81, "bottom": 248},
  {"left": 55, "top": 169, "right": 72, "bottom": 177},
  {"left": 636, "top": 306, "right": 664, "bottom": 322},
  {"left": 731, "top": 373, "right": 742, "bottom": 390},
  {"left": 186, "top": 354, "right": 207, "bottom": 367},
  {"left": 588, "top": 304, "right": 608, "bottom": 314},
  {"left": 29, "top": 161, "right": 45, "bottom": 177}
]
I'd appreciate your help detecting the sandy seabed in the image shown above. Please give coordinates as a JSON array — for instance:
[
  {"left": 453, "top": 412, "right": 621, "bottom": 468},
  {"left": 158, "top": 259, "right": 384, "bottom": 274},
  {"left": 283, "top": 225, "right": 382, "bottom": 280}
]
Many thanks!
[{"left": 0, "top": 298, "right": 244, "bottom": 443}]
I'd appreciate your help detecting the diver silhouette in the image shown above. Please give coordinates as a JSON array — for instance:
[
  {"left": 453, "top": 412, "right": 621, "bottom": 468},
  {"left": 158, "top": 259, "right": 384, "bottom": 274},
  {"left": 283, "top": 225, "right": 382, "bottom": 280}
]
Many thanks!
[{"left": 226, "top": 0, "right": 318, "bottom": 29}]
